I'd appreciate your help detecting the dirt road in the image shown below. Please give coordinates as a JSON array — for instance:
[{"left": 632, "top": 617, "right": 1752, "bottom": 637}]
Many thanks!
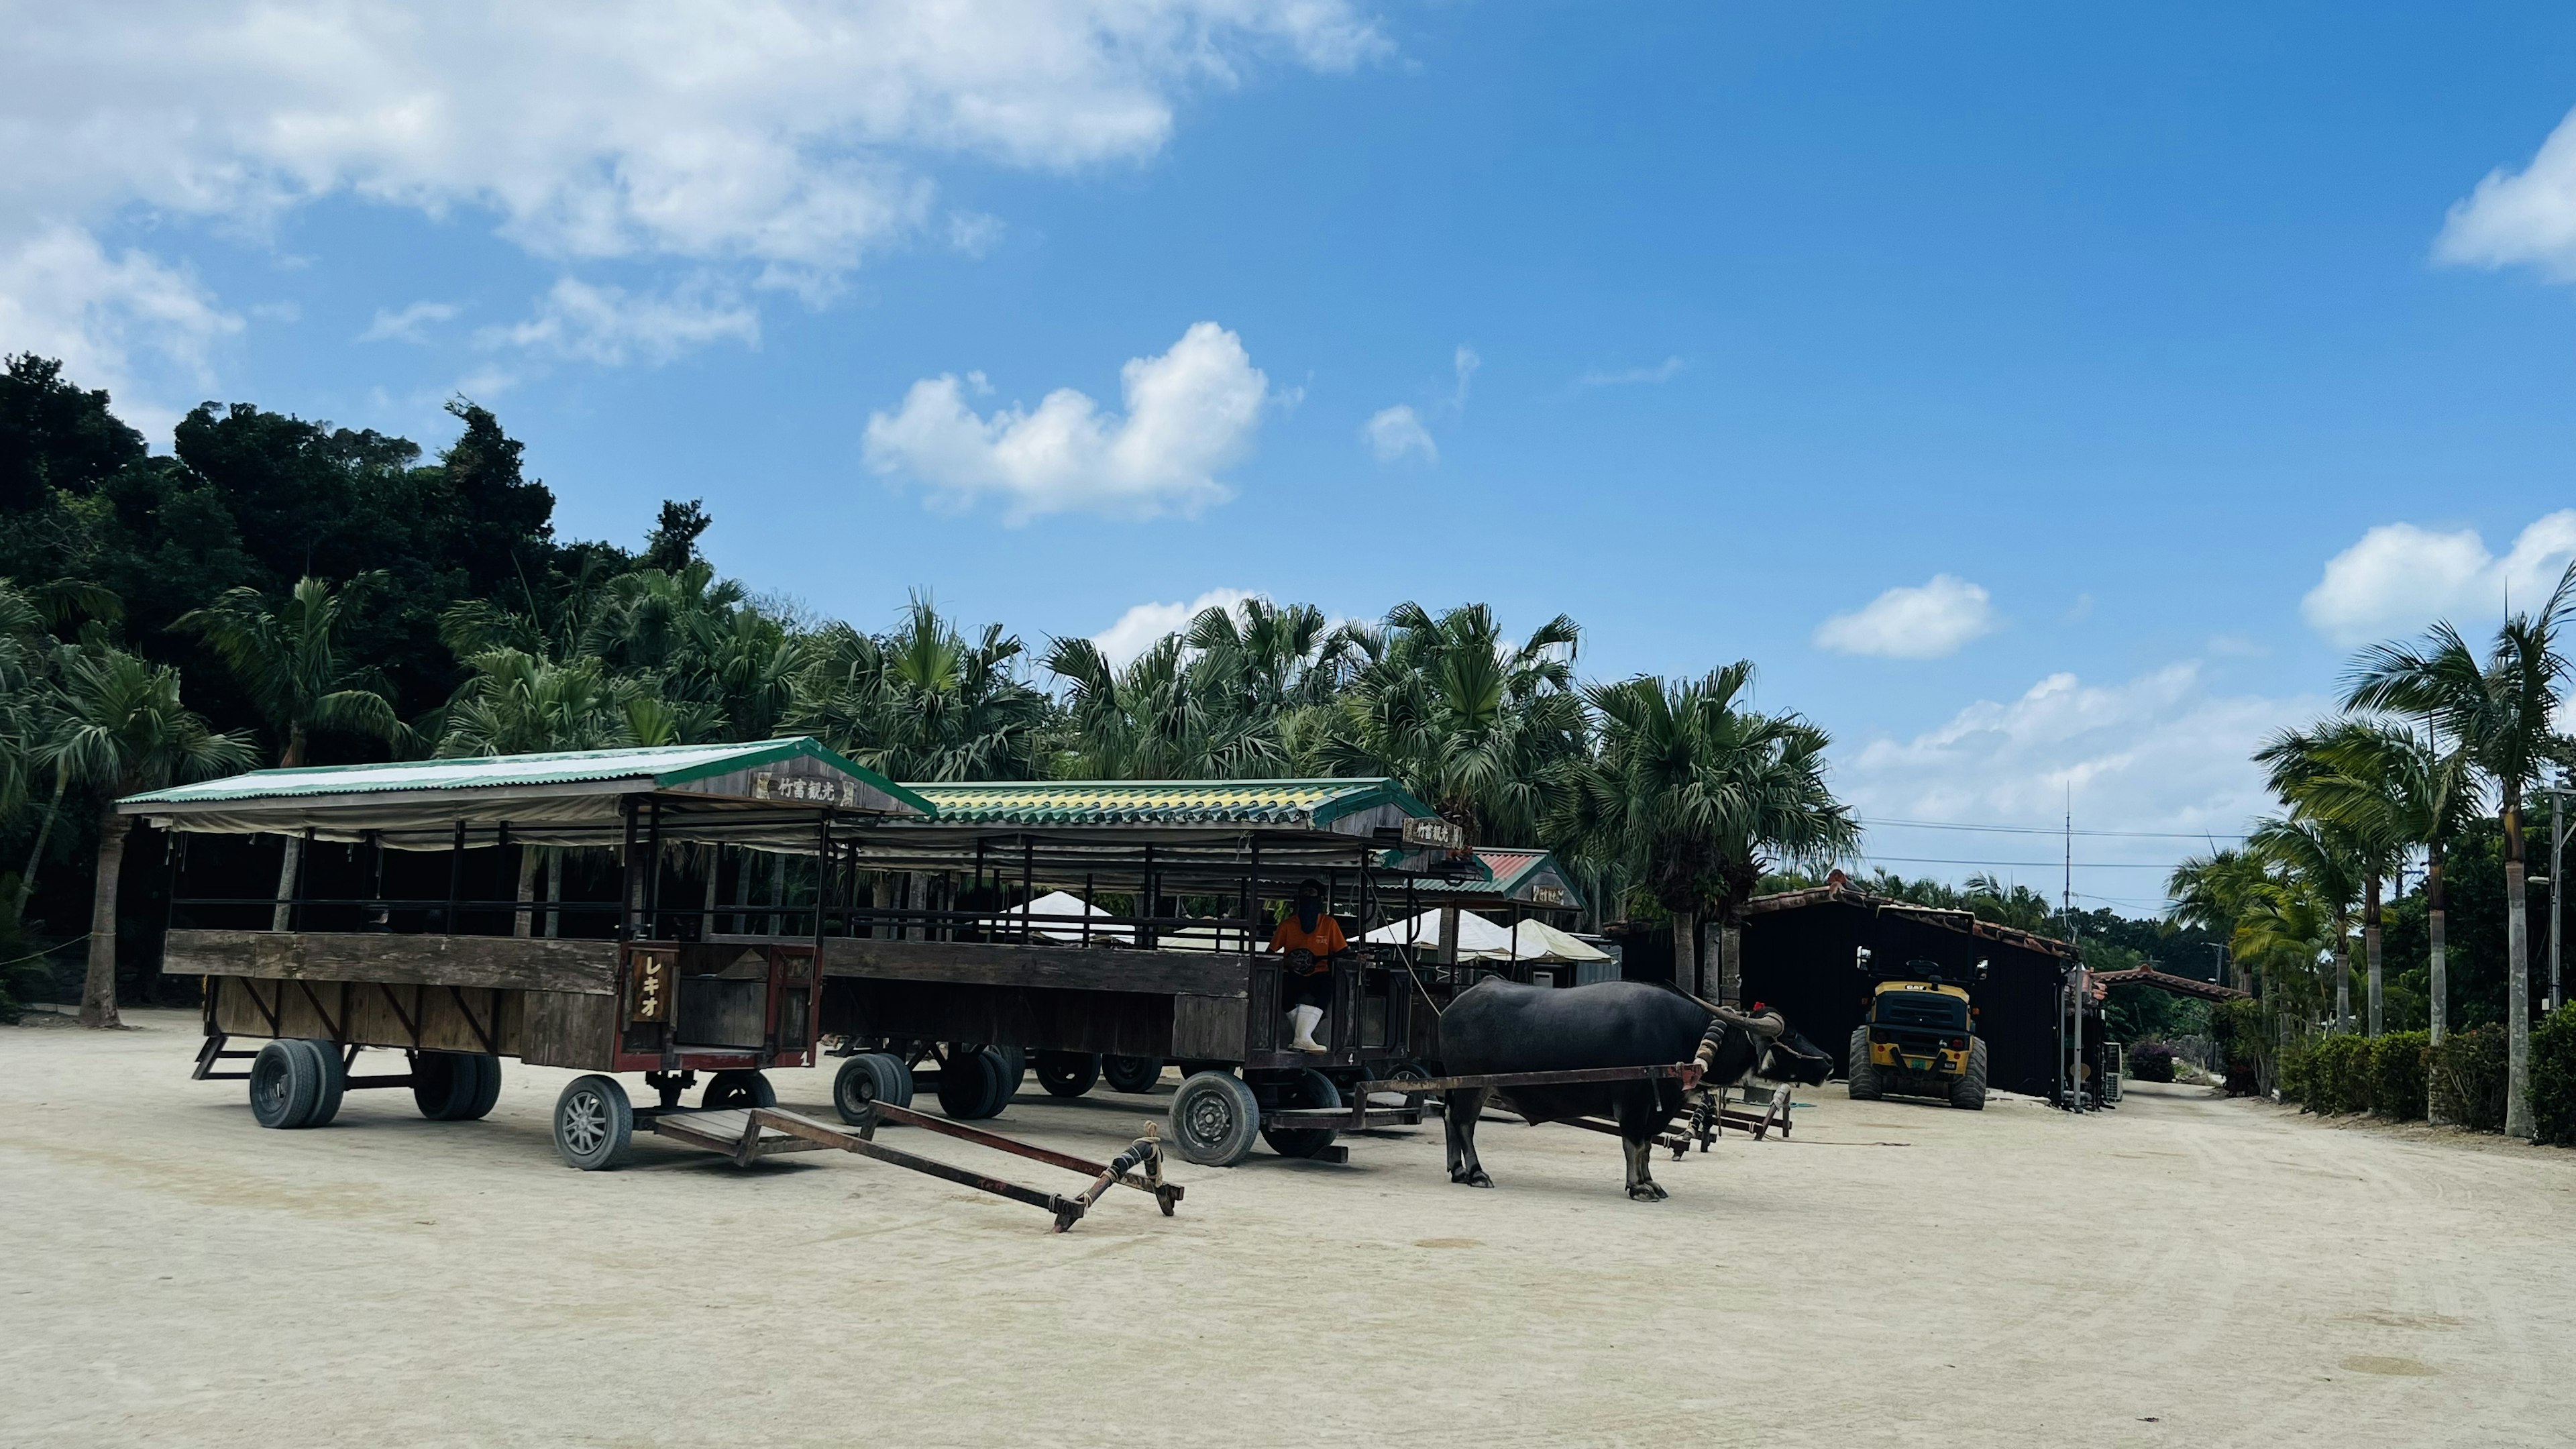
[{"left": 5, "top": 1010, "right": 2573, "bottom": 1448}]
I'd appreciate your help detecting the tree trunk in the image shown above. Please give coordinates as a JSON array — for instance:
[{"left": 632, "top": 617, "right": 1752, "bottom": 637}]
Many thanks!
[
  {"left": 2363, "top": 873, "right": 2383, "bottom": 1038},
  {"left": 1671, "top": 909, "right": 1699, "bottom": 1000},
  {"left": 2505, "top": 792, "right": 2534, "bottom": 1139},
  {"left": 544, "top": 849, "right": 564, "bottom": 938},
  {"left": 270, "top": 727, "right": 307, "bottom": 932},
  {"left": 12, "top": 768, "right": 66, "bottom": 925},
  {"left": 2428, "top": 845, "right": 2448, "bottom": 1046},
  {"left": 80, "top": 801, "right": 131, "bottom": 1028},
  {"left": 1436, "top": 905, "right": 1461, "bottom": 966},
  {"left": 1718, "top": 921, "right": 1743, "bottom": 1006},
  {"left": 513, "top": 845, "right": 539, "bottom": 938},
  {"left": 2332, "top": 943, "right": 2350, "bottom": 1034}
]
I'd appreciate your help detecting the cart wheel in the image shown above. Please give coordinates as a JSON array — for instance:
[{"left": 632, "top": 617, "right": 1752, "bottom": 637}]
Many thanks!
[
  {"left": 553, "top": 1075, "right": 634, "bottom": 1170},
  {"left": 992, "top": 1046, "right": 1027, "bottom": 1099},
  {"left": 297, "top": 1039, "right": 347, "bottom": 1127},
  {"left": 936, "top": 1048, "right": 1012, "bottom": 1120},
  {"left": 1260, "top": 1067, "right": 1342, "bottom": 1159},
  {"left": 1102, "top": 1055, "right": 1165, "bottom": 1093},
  {"left": 1373, "top": 1061, "right": 1434, "bottom": 1108},
  {"left": 413, "top": 1051, "right": 504, "bottom": 1121},
  {"left": 1951, "top": 1038, "right": 1990, "bottom": 1111},
  {"left": 248, "top": 1039, "right": 323, "bottom": 1129},
  {"left": 833, "top": 1053, "right": 913, "bottom": 1124},
  {"left": 1035, "top": 1051, "right": 1100, "bottom": 1098},
  {"left": 702, "top": 1070, "right": 777, "bottom": 1110},
  {"left": 1169, "top": 1070, "right": 1262, "bottom": 1167}
]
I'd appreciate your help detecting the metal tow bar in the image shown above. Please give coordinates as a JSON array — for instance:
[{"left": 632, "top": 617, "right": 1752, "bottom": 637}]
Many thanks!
[{"left": 1340, "top": 1062, "right": 1706, "bottom": 1132}]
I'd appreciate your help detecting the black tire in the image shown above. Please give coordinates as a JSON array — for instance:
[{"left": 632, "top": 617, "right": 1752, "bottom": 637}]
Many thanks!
[
  {"left": 1373, "top": 1061, "right": 1434, "bottom": 1108},
  {"left": 1951, "top": 1038, "right": 1990, "bottom": 1110},
  {"left": 1034, "top": 1051, "right": 1101, "bottom": 1098},
  {"left": 248, "top": 1039, "right": 323, "bottom": 1129},
  {"left": 297, "top": 1040, "right": 347, "bottom": 1127},
  {"left": 1260, "top": 1067, "right": 1343, "bottom": 1159},
  {"left": 413, "top": 1051, "right": 503, "bottom": 1121},
  {"left": 1102, "top": 1055, "right": 1165, "bottom": 1093},
  {"left": 1170, "top": 1070, "right": 1262, "bottom": 1167},
  {"left": 553, "top": 1075, "right": 634, "bottom": 1170},
  {"left": 935, "top": 1047, "right": 1012, "bottom": 1120},
  {"left": 702, "top": 1070, "right": 777, "bottom": 1110},
  {"left": 1846, "top": 1026, "right": 1883, "bottom": 1101},
  {"left": 833, "top": 1053, "right": 913, "bottom": 1125},
  {"left": 992, "top": 1047, "right": 1027, "bottom": 1100}
]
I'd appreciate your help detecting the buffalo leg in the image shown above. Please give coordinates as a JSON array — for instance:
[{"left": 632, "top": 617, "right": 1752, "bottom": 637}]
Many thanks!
[
  {"left": 1615, "top": 1085, "right": 1668, "bottom": 1201},
  {"left": 1444, "top": 1087, "right": 1493, "bottom": 1187}
]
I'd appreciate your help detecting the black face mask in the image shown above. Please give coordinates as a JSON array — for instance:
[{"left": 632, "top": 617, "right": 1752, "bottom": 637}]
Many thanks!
[{"left": 1296, "top": 898, "right": 1322, "bottom": 931}]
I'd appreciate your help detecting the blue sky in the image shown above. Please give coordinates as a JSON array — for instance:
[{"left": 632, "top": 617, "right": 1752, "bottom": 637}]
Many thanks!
[{"left": 11, "top": 1, "right": 2576, "bottom": 910}]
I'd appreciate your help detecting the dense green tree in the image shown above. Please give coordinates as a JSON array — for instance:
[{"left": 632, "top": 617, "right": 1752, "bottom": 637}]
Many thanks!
[{"left": 792, "top": 596, "right": 1053, "bottom": 782}]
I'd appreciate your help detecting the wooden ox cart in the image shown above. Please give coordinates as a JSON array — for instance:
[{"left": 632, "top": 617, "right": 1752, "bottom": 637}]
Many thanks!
[{"left": 121, "top": 740, "right": 1178, "bottom": 1231}]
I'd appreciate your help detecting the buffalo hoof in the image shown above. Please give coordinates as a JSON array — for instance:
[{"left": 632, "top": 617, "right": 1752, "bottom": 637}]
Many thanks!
[
  {"left": 1626, "top": 1182, "right": 1668, "bottom": 1202},
  {"left": 1452, "top": 1169, "right": 1495, "bottom": 1188}
]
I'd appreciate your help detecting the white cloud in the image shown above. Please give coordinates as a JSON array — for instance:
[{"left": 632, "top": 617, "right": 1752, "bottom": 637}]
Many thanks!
[
  {"left": 1814, "top": 574, "right": 1998, "bottom": 659},
  {"left": 357, "top": 299, "right": 458, "bottom": 343},
  {"left": 482, "top": 277, "right": 758, "bottom": 366},
  {"left": 1362, "top": 405, "right": 1436, "bottom": 465},
  {"left": 1451, "top": 344, "right": 1480, "bottom": 408},
  {"left": 0, "top": 224, "right": 241, "bottom": 442},
  {"left": 2435, "top": 106, "right": 2576, "bottom": 280},
  {"left": 1091, "top": 586, "right": 1261, "bottom": 666},
  {"left": 2301, "top": 510, "right": 2576, "bottom": 646},
  {"left": 1576, "top": 356, "right": 1684, "bottom": 388},
  {"left": 863, "top": 321, "right": 1268, "bottom": 523},
  {"left": 1839, "top": 663, "right": 2328, "bottom": 897},
  {"left": 0, "top": 2, "right": 1383, "bottom": 400}
]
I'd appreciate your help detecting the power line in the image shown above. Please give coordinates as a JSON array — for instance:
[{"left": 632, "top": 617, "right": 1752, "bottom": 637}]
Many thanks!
[
  {"left": 1856, "top": 854, "right": 2180, "bottom": 869},
  {"left": 1857, "top": 816, "right": 2246, "bottom": 841}
]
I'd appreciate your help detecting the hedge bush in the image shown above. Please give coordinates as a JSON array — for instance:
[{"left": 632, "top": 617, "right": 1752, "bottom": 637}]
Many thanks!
[
  {"left": 2310, "top": 1034, "right": 2373, "bottom": 1115},
  {"left": 2368, "top": 1031, "right": 2429, "bottom": 1122},
  {"left": 2212, "top": 998, "right": 2267, "bottom": 1096},
  {"left": 2128, "top": 1041, "right": 2178, "bottom": 1083},
  {"left": 2277, "top": 1042, "right": 2312, "bottom": 1106},
  {"left": 2532, "top": 1004, "right": 2576, "bottom": 1147},
  {"left": 2430, "top": 1025, "right": 2509, "bottom": 1132}
]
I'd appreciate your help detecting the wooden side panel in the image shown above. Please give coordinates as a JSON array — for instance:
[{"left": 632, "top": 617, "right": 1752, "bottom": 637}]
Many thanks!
[
  {"left": 823, "top": 979, "right": 1175, "bottom": 1057},
  {"left": 206, "top": 976, "right": 522, "bottom": 1055},
  {"left": 820, "top": 938, "right": 1250, "bottom": 998},
  {"left": 522, "top": 989, "right": 618, "bottom": 1069},
  {"left": 169, "top": 930, "right": 618, "bottom": 996},
  {"left": 1170, "top": 994, "right": 1248, "bottom": 1060}
]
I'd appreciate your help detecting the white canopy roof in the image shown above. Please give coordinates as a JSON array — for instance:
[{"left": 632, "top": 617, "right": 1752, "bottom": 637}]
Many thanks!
[
  {"left": 979, "top": 890, "right": 1138, "bottom": 945},
  {"left": 1361, "top": 908, "right": 1610, "bottom": 963}
]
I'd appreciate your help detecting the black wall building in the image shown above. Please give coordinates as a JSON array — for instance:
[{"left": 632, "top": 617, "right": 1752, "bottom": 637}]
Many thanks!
[{"left": 1737, "top": 879, "right": 2084, "bottom": 1099}]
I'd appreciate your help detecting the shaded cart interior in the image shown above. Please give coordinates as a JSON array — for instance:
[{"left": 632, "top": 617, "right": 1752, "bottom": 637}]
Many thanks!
[
  {"left": 814, "top": 778, "right": 1474, "bottom": 1167},
  {"left": 122, "top": 740, "right": 1182, "bottom": 1227}
]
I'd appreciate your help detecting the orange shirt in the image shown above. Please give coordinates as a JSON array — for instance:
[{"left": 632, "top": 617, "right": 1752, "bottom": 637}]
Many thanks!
[{"left": 1269, "top": 913, "right": 1347, "bottom": 964}]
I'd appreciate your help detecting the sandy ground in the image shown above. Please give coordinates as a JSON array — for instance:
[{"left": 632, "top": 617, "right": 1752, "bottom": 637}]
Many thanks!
[{"left": 5, "top": 1011, "right": 2575, "bottom": 1448}]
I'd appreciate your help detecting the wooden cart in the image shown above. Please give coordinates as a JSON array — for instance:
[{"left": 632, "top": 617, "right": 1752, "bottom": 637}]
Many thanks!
[{"left": 123, "top": 740, "right": 1179, "bottom": 1230}]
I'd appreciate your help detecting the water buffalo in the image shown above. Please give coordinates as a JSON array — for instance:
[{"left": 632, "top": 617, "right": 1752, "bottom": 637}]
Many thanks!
[{"left": 1438, "top": 979, "right": 1831, "bottom": 1201}]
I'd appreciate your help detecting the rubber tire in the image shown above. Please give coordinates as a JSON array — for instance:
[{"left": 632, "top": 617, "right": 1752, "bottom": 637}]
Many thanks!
[
  {"left": 553, "top": 1075, "right": 634, "bottom": 1170},
  {"left": 1845, "top": 1026, "right": 1883, "bottom": 1101},
  {"left": 833, "top": 1053, "right": 913, "bottom": 1125},
  {"left": 992, "top": 1046, "right": 1027, "bottom": 1100},
  {"left": 297, "top": 1039, "right": 347, "bottom": 1127},
  {"left": 413, "top": 1052, "right": 503, "bottom": 1121},
  {"left": 1170, "top": 1070, "right": 1263, "bottom": 1167},
  {"left": 1035, "top": 1051, "right": 1101, "bottom": 1098},
  {"left": 935, "top": 1047, "right": 1012, "bottom": 1121},
  {"left": 1260, "top": 1067, "right": 1344, "bottom": 1159},
  {"left": 702, "top": 1069, "right": 776, "bottom": 1110},
  {"left": 1373, "top": 1061, "right": 1434, "bottom": 1108},
  {"left": 248, "top": 1039, "right": 323, "bottom": 1129},
  {"left": 1102, "top": 1055, "right": 1165, "bottom": 1093},
  {"left": 1951, "top": 1038, "right": 1990, "bottom": 1111}
]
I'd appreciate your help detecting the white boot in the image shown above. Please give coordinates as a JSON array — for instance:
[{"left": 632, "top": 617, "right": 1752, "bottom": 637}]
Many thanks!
[{"left": 1289, "top": 1005, "right": 1328, "bottom": 1053}]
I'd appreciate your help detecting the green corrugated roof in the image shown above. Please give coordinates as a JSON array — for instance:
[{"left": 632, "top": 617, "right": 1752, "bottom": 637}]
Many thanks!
[
  {"left": 1375, "top": 847, "right": 1581, "bottom": 907},
  {"left": 899, "top": 777, "right": 1432, "bottom": 829},
  {"left": 123, "top": 738, "right": 934, "bottom": 816}
]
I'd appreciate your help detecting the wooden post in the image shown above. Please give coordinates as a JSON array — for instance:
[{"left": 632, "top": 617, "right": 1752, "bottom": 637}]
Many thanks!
[
  {"left": 445, "top": 821, "right": 466, "bottom": 934},
  {"left": 619, "top": 798, "right": 641, "bottom": 942}
]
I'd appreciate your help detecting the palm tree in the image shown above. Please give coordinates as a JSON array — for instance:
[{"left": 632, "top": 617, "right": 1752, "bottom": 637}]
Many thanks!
[
  {"left": 794, "top": 596, "right": 1054, "bottom": 782},
  {"left": 2166, "top": 849, "right": 2269, "bottom": 991},
  {"left": 2346, "top": 562, "right": 2576, "bottom": 1139},
  {"left": 2246, "top": 815, "right": 2363, "bottom": 1032},
  {"left": 2294, "top": 721, "right": 2476, "bottom": 1044},
  {"left": 38, "top": 647, "right": 255, "bottom": 1026},
  {"left": 177, "top": 576, "right": 402, "bottom": 930},
  {"left": 1046, "top": 632, "right": 1284, "bottom": 780},
  {"left": 2257, "top": 720, "right": 2418, "bottom": 1036},
  {"left": 1574, "top": 664, "right": 1858, "bottom": 1001},
  {"left": 1322, "top": 602, "right": 1589, "bottom": 848}
]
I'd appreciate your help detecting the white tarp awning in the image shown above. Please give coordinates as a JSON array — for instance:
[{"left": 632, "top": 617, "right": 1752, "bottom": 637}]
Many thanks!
[
  {"left": 979, "top": 890, "right": 1138, "bottom": 944},
  {"left": 1361, "top": 908, "right": 1610, "bottom": 963}
]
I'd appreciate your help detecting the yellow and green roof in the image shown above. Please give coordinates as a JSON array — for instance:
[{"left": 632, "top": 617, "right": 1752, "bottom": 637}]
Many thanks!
[{"left": 899, "top": 777, "right": 1434, "bottom": 831}]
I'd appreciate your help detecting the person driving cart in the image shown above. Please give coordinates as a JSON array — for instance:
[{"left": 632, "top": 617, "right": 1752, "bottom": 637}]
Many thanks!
[{"left": 1267, "top": 878, "right": 1345, "bottom": 1053}]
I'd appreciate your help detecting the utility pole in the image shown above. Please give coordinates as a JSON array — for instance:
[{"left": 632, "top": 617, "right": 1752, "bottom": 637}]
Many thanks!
[{"left": 2552, "top": 787, "right": 2569, "bottom": 1015}]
